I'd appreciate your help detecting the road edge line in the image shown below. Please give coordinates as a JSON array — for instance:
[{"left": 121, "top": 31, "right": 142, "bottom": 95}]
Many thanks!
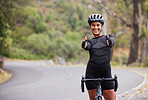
[{"left": 117, "top": 70, "right": 147, "bottom": 99}]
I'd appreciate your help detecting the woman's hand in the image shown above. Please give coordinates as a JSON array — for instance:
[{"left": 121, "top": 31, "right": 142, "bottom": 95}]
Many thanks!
[
  {"left": 82, "top": 36, "right": 91, "bottom": 50},
  {"left": 107, "top": 35, "right": 113, "bottom": 46},
  {"left": 84, "top": 36, "right": 88, "bottom": 48}
]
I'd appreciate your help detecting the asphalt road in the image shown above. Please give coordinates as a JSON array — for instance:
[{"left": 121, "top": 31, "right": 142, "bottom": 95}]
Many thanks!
[{"left": 0, "top": 61, "right": 144, "bottom": 100}]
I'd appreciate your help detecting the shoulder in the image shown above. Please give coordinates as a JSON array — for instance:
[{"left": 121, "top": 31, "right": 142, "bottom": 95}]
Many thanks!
[{"left": 108, "top": 34, "right": 114, "bottom": 37}]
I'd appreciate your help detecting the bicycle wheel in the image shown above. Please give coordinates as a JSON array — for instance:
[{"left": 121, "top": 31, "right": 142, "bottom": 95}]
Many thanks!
[{"left": 97, "top": 96, "right": 102, "bottom": 100}]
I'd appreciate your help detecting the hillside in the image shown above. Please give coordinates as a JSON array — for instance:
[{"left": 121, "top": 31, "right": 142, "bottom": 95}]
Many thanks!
[{"left": 1, "top": 0, "right": 148, "bottom": 66}]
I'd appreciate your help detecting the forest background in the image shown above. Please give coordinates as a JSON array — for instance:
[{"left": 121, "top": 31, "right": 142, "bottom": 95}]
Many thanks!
[{"left": 0, "top": 0, "right": 148, "bottom": 67}]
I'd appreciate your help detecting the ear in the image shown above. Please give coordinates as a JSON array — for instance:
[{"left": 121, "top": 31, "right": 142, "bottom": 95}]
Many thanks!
[
  {"left": 102, "top": 25, "right": 103, "bottom": 27},
  {"left": 89, "top": 25, "right": 91, "bottom": 28}
]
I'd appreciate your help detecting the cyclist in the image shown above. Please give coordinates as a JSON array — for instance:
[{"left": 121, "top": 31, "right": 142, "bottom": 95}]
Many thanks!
[{"left": 82, "top": 14, "right": 116, "bottom": 100}]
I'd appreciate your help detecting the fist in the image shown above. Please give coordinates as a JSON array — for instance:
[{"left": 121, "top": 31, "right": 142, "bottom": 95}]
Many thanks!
[
  {"left": 84, "top": 36, "right": 87, "bottom": 48},
  {"left": 106, "top": 35, "right": 113, "bottom": 46},
  {"left": 82, "top": 36, "right": 88, "bottom": 49}
]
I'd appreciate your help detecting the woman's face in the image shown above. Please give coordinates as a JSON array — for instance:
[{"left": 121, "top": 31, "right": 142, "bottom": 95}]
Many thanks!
[{"left": 90, "top": 22, "right": 103, "bottom": 36}]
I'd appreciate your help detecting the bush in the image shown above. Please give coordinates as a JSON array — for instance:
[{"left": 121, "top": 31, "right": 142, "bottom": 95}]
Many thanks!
[
  {"left": 113, "top": 53, "right": 128, "bottom": 65},
  {"left": 0, "top": 14, "right": 12, "bottom": 57},
  {"left": 143, "top": 58, "right": 148, "bottom": 67},
  {"left": 0, "top": 56, "right": 4, "bottom": 68},
  {"left": 115, "top": 35, "right": 130, "bottom": 48},
  {"left": 9, "top": 48, "right": 31, "bottom": 59},
  {"left": 48, "top": 51, "right": 55, "bottom": 59},
  {"left": 26, "top": 14, "right": 46, "bottom": 33},
  {"left": 61, "top": 41, "right": 78, "bottom": 59},
  {"left": 121, "top": 53, "right": 128, "bottom": 64},
  {"left": 26, "top": 33, "right": 51, "bottom": 55}
]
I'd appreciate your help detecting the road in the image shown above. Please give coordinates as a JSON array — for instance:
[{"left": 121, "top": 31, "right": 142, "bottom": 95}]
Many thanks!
[{"left": 0, "top": 61, "right": 144, "bottom": 100}]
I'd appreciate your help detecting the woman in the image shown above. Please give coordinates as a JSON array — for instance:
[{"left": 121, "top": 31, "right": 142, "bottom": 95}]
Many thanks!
[{"left": 82, "top": 14, "right": 116, "bottom": 100}]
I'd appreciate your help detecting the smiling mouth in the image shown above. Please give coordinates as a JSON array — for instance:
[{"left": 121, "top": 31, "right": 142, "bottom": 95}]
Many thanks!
[{"left": 93, "top": 29, "right": 100, "bottom": 33}]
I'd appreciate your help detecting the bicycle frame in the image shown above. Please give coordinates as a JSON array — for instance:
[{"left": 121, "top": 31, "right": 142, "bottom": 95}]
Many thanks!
[
  {"left": 96, "top": 82, "right": 102, "bottom": 99},
  {"left": 81, "top": 75, "right": 118, "bottom": 100}
]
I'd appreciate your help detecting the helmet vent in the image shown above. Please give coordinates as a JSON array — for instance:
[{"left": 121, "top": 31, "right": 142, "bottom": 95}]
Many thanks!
[
  {"left": 97, "top": 15, "right": 100, "bottom": 19},
  {"left": 94, "top": 15, "right": 96, "bottom": 19},
  {"left": 100, "top": 16, "right": 102, "bottom": 19},
  {"left": 91, "top": 15, "right": 93, "bottom": 19}
]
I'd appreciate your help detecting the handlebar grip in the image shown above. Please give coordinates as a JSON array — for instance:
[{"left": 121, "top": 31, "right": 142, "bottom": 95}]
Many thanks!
[
  {"left": 114, "top": 75, "right": 118, "bottom": 92},
  {"left": 81, "top": 75, "right": 85, "bottom": 93}
]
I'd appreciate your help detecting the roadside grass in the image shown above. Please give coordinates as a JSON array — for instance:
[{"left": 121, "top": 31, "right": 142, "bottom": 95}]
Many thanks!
[
  {"left": 0, "top": 69, "right": 12, "bottom": 84},
  {"left": 114, "top": 65, "right": 148, "bottom": 99},
  {"left": 120, "top": 70, "right": 148, "bottom": 99}
]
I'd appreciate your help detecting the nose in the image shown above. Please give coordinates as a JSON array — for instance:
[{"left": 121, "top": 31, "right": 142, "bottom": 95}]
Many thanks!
[{"left": 94, "top": 26, "right": 98, "bottom": 29}]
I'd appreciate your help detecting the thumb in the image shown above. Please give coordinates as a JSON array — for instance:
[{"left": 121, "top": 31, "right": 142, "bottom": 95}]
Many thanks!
[
  {"left": 107, "top": 35, "right": 109, "bottom": 39},
  {"left": 85, "top": 36, "right": 87, "bottom": 41}
]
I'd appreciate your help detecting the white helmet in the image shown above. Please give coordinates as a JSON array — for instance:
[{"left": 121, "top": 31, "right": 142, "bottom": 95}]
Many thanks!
[{"left": 88, "top": 14, "right": 104, "bottom": 25}]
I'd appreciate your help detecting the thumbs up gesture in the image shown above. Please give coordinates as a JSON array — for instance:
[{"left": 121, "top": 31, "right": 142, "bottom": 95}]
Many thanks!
[
  {"left": 82, "top": 36, "right": 88, "bottom": 49},
  {"left": 84, "top": 36, "right": 88, "bottom": 48},
  {"left": 106, "top": 35, "right": 113, "bottom": 46}
]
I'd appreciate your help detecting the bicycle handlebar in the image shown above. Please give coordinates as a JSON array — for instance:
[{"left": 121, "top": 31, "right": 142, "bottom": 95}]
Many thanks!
[
  {"left": 81, "top": 75, "right": 118, "bottom": 92},
  {"left": 82, "top": 77, "right": 115, "bottom": 82}
]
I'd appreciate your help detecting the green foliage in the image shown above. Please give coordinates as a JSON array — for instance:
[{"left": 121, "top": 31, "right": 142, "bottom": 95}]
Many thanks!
[
  {"left": 117, "top": 0, "right": 126, "bottom": 13},
  {"left": 113, "top": 53, "right": 128, "bottom": 65},
  {"left": 141, "top": 25, "right": 148, "bottom": 40},
  {"left": 26, "top": 34, "right": 51, "bottom": 55},
  {"left": 48, "top": 51, "right": 55, "bottom": 59},
  {"left": 0, "top": 15, "right": 12, "bottom": 56},
  {"left": 0, "top": 56, "right": 4, "bottom": 68},
  {"left": 45, "top": 13, "right": 53, "bottom": 23},
  {"left": 3, "top": 0, "right": 145, "bottom": 63},
  {"left": 0, "top": 62, "right": 2, "bottom": 69},
  {"left": 26, "top": 13, "right": 46, "bottom": 33},
  {"left": 143, "top": 57, "right": 148, "bottom": 67},
  {"left": 0, "top": 0, "right": 30, "bottom": 57},
  {"left": 9, "top": 47, "right": 46, "bottom": 60},
  {"left": 0, "top": 0, "right": 30, "bottom": 27},
  {"left": 65, "top": 31, "right": 82, "bottom": 41},
  {"left": 9, "top": 48, "right": 32, "bottom": 59},
  {"left": 14, "top": 6, "right": 37, "bottom": 24},
  {"left": 61, "top": 41, "right": 77, "bottom": 59},
  {"left": 115, "top": 35, "right": 130, "bottom": 48},
  {"left": 142, "top": 0, "right": 148, "bottom": 15},
  {"left": 12, "top": 25, "right": 33, "bottom": 45},
  {"left": 121, "top": 53, "right": 128, "bottom": 64},
  {"left": 0, "top": 0, "right": 14, "bottom": 26}
]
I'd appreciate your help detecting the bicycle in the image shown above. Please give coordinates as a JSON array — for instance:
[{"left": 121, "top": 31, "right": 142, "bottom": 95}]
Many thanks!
[{"left": 81, "top": 75, "right": 118, "bottom": 100}]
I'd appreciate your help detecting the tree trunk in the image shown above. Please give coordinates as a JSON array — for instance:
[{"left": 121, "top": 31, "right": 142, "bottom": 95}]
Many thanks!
[
  {"left": 141, "top": 20, "right": 148, "bottom": 63},
  {"left": 141, "top": 38, "right": 148, "bottom": 63},
  {"left": 127, "top": 0, "right": 142, "bottom": 65}
]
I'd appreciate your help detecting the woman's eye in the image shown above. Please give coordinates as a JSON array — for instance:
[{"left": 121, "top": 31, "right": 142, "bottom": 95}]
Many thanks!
[{"left": 97, "top": 24, "right": 100, "bottom": 26}]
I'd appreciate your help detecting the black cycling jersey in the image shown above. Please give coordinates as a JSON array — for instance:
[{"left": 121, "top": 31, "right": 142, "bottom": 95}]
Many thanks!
[{"left": 82, "top": 34, "right": 115, "bottom": 90}]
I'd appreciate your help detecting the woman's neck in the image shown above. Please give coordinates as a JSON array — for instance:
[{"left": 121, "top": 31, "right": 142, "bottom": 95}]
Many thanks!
[{"left": 94, "top": 33, "right": 103, "bottom": 38}]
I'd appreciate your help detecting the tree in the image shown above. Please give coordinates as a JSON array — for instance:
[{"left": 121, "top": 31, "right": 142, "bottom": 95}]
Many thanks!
[
  {"left": 0, "top": 15, "right": 10, "bottom": 56},
  {"left": 140, "top": 0, "right": 148, "bottom": 63},
  {"left": 93, "top": 0, "right": 143, "bottom": 65},
  {"left": 0, "top": 0, "right": 29, "bottom": 56},
  {"left": 127, "top": 0, "right": 142, "bottom": 65},
  {"left": 0, "top": 0, "right": 13, "bottom": 56}
]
